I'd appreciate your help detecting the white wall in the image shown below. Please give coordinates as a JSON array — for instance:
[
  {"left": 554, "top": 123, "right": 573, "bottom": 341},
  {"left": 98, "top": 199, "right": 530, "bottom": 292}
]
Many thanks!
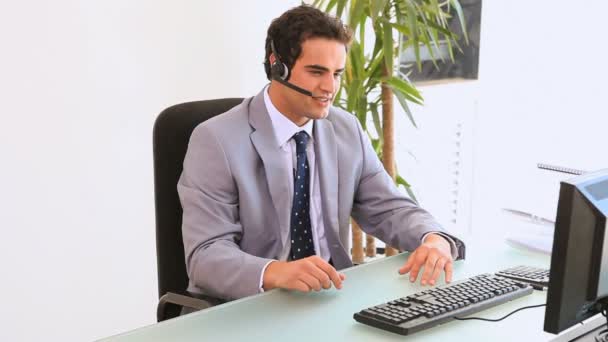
[
  {"left": 393, "top": 82, "right": 478, "bottom": 236},
  {"left": 472, "top": 0, "right": 608, "bottom": 229},
  {"left": 2, "top": 1, "right": 607, "bottom": 341},
  {"left": 394, "top": 0, "right": 608, "bottom": 237},
  {"left": 0, "top": 1, "right": 298, "bottom": 341}
]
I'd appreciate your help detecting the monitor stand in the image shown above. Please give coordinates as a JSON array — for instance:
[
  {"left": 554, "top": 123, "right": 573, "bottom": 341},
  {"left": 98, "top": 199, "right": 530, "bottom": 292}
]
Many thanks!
[
  {"left": 551, "top": 301, "right": 608, "bottom": 342},
  {"left": 574, "top": 324, "right": 607, "bottom": 342}
]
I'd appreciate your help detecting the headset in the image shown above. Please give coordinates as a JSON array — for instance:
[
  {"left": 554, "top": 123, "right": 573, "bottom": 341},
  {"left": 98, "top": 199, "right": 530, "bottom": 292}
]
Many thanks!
[{"left": 269, "top": 39, "right": 315, "bottom": 98}]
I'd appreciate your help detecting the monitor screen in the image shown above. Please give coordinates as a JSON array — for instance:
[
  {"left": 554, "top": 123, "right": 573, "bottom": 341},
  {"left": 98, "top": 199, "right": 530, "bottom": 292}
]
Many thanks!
[
  {"left": 544, "top": 169, "right": 608, "bottom": 335},
  {"left": 586, "top": 179, "right": 608, "bottom": 201}
]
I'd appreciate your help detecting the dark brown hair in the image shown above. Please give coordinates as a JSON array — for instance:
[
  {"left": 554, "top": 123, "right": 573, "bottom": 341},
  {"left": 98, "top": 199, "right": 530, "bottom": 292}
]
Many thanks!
[{"left": 263, "top": 5, "right": 352, "bottom": 80}]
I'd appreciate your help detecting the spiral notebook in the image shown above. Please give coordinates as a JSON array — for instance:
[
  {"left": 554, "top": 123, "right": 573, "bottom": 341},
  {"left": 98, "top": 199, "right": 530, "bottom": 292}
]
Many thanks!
[{"left": 537, "top": 163, "right": 586, "bottom": 176}]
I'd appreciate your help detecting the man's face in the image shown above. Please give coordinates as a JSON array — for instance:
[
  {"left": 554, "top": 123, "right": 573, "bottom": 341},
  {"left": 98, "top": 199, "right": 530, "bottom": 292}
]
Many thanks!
[{"left": 270, "top": 37, "right": 346, "bottom": 126}]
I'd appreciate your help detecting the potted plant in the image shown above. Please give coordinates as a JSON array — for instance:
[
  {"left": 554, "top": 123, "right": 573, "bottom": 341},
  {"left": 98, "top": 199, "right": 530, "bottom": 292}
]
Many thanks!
[{"left": 312, "top": 0, "right": 468, "bottom": 262}]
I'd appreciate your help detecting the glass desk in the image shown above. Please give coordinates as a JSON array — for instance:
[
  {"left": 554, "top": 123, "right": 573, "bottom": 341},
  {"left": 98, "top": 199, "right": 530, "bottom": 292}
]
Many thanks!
[{"left": 102, "top": 238, "right": 565, "bottom": 341}]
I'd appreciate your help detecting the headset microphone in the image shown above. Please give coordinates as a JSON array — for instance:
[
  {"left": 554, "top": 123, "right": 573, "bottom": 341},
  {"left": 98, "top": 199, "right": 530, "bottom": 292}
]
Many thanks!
[
  {"left": 274, "top": 76, "right": 314, "bottom": 97},
  {"left": 269, "top": 40, "right": 328, "bottom": 100}
]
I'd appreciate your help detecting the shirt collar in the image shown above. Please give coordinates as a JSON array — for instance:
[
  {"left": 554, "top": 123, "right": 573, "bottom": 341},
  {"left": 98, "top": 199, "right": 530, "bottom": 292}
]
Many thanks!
[{"left": 263, "top": 85, "right": 314, "bottom": 148}]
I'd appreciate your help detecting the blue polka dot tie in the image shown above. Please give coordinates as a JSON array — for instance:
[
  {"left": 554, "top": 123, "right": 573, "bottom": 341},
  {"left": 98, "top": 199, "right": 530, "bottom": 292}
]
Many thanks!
[{"left": 290, "top": 131, "right": 315, "bottom": 260}]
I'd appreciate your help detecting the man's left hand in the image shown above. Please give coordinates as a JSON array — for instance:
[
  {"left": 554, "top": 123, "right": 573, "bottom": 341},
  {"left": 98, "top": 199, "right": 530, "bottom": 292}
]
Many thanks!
[{"left": 398, "top": 233, "right": 453, "bottom": 286}]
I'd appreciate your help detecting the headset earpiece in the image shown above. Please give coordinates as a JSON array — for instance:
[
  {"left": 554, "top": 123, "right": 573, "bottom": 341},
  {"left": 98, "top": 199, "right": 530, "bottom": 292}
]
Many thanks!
[
  {"left": 267, "top": 39, "right": 313, "bottom": 97},
  {"left": 271, "top": 61, "right": 289, "bottom": 80},
  {"left": 270, "top": 40, "right": 290, "bottom": 81}
]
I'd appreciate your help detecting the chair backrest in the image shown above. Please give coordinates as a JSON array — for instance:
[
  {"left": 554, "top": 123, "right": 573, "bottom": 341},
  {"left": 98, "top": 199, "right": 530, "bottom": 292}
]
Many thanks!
[{"left": 153, "top": 98, "right": 244, "bottom": 299}]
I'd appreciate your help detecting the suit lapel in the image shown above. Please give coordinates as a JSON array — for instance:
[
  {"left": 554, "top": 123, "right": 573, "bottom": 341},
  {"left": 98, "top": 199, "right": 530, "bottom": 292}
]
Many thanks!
[
  {"left": 314, "top": 117, "right": 339, "bottom": 237},
  {"left": 248, "top": 91, "right": 291, "bottom": 251}
]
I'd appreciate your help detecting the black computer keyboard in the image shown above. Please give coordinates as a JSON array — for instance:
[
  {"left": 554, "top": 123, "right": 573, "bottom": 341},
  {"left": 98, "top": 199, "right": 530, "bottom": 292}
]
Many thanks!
[
  {"left": 495, "top": 265, "right": 550, "bottom": 290},
  {"left": 353, "top": 273, "right": 533, "bottom": 336}
]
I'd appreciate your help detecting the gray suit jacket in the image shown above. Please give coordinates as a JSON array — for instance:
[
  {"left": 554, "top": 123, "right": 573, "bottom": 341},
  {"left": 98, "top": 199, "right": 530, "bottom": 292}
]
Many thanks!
[{"left": 178, "top": 89, "right": 465, "bottom": 301}]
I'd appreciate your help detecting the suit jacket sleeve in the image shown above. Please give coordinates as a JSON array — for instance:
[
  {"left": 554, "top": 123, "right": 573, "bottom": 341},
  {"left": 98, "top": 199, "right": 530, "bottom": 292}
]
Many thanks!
[
  {"left": 178, "top": 124, "right": 273, "bottom": 300},
  {"left": 349, "top": 118, "right": 465, "bottom": 259}
]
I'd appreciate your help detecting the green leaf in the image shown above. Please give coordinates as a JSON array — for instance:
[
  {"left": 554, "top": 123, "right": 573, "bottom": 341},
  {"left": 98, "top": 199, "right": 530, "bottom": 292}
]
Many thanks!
[
  {"left": 393, "top": 88, "right": 418, "bottom": 128},
  {"left": 357, "top": 94, "right": 368, "bottom": 126},
  {"left": 321, "top": 0, "right": 338, "bottom": 12},
  {"left": 403, "top": 1, "right": 421, "bottom": 70},
  {"left": 364, "top": 78, "right": 380, "bottom": 94},
  {"left": 384, "top": 76, "right": 423, "bottom": 104},
  {"left": 369, "top": 0, "right": 389, "bottom": 23},
  {"left": 393, "top": 0, "right": 404, "bottom": 25},
  {"left": 429, "top": 0, "right": 440, "bottom": 14},
  {"left": 359, "top": 13, "right": 366, "bottom": 55},
  {"left": 382, "top": 22, "right": 393, "bottom": 74},
  {"left": 390, "top": 23, "right": 412, "bottom": 36},
  {"left": 334, "top": 83, "right": 344, "bottom": 109},
  {"left": 364, "top": 48, "right": 383, "bottom": 88},
  {"left": 366, "top": 50, "right": 383, "bottom": 76},
  {"left": 348, "top": 0, "right": 366, "bottom": 32},
  {"left": 336, "top": 0, "right": 347, "bottom": 18},
  {"left": 444, "top": 32, "right": 456, "bottom": 60},
  {"left": 405, "top": 185, "right": 418, "bottom": 203},
  {"left": 370, "top": 21, "right": 383, "bottom": 61},
  {"left": 396, "top": 174, "right": 418, "bottom": 203},
  {"left": 389, "top": 84, "right": 423, "bottom": 105},
  {"left": 349, "top": 40, "right": 365, "bottom": 79},
  {"left": 370, "top": 137, "right": 382, "bottom": 155},
  {"left": 449, "top": 0, "right": 469, "bottom": 44},
  {"left": 369, "top": 102, "right": 383, "bottom": 146},
  {"left": 396, "top": 174, "right": 410, "bottom": 187},
  {"left": 412, "top": 6, "right": 442, "bottom": 67},
  {"left": 355, "top": 106, "right": 366, "bottom": 129},
  {"left": 346, "top": 79, "right": 362, "bottom": 112},
  {"left": 426, "top": 26, "right": 444, "bottom": 64},
  {"left": 420, "top": 18, "right": 456, "bottom": 37}
]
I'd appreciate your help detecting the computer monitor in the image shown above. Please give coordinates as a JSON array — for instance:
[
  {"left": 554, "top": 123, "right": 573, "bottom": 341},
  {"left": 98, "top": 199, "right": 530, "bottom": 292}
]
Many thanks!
[{"left": 544, "top": 169, "right": 608, "bottom": 339}]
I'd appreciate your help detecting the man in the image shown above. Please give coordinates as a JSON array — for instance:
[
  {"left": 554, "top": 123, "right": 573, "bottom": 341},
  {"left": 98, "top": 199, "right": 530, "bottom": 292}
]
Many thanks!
[{"left": 178, "top": 5, "right": 465, "bottom": 302}]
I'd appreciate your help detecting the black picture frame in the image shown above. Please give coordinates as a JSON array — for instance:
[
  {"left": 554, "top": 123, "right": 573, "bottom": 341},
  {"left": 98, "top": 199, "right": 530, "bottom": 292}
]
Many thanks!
[{"left": 399, "top": 0, "right": 482, "bottom": 83}]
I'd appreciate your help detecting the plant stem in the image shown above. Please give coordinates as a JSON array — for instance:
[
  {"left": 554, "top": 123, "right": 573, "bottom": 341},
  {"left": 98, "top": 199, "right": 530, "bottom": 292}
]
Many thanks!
[
  {"left": 351, "top": 219, "right": 365, "bottom": 264},
  {"left": 381, "top": 59, "right": 399, "bottom": 257}
]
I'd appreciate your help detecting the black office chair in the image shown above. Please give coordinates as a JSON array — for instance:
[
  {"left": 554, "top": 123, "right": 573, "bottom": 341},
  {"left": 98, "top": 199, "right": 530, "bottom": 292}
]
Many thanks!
[{"left": 153, "top": 98, "right": 244, "bottom": 322}]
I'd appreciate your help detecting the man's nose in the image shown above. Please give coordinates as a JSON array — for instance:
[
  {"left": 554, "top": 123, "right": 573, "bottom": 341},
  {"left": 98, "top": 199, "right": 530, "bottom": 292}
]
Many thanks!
[{"left": 319, "top": 74, "right": 336, "bottom": 95}]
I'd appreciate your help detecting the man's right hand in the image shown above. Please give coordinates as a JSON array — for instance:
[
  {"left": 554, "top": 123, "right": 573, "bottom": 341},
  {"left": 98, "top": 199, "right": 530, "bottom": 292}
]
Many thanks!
[{"left": 262, "top": 256, "right": 346, "bottom": 292}]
